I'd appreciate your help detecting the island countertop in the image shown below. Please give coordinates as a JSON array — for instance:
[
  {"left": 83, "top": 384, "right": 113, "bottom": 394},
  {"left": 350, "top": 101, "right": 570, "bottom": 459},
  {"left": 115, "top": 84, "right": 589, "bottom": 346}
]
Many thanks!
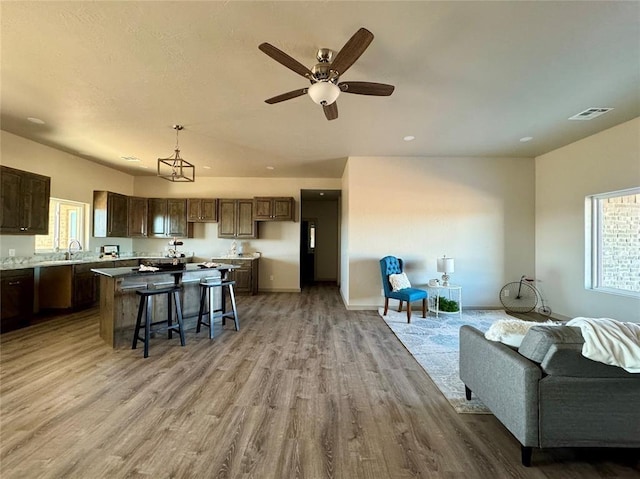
[{"left": 91, "top": 262, "right": 236, "bottom": 278}]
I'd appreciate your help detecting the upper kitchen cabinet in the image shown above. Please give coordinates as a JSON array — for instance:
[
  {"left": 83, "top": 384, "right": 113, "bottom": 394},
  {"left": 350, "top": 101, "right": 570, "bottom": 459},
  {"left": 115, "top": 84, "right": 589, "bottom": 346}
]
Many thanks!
[
  {"left": 127, "top": 196, "right": 148, "bottom": 237},
  {"left": 93, "top": 191, "right": 128, "bottom": 237},
  {"left": 148, "top": 198, "right": 190, "bottom": 238},
  {"left": 0, "top": 166, "right": 50, "bottom": 235},
  {"left": 218, "top": 199, "right": 258, "bottom": 239},
  {"left": 187, "top": 198, "right": 218, "bottom": 222},
  {"left": 253, "top": 197, "right": 295, "bottom": 221}
]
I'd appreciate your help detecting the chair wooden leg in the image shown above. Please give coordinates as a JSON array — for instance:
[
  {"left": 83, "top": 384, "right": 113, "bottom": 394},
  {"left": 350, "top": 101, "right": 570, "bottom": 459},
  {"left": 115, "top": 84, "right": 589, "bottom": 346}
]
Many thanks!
[
  {"left": 397, "top": 300, "right": 403, "bottom": 313},
  {"left": 422, "top": 298, "right": 426, "bottom": 318},
  {"left": 383, "top": 298, "right": 389, "bottom": 316},
  {"left": 406, "top": 303, "right": 412, "bottom": 323}
]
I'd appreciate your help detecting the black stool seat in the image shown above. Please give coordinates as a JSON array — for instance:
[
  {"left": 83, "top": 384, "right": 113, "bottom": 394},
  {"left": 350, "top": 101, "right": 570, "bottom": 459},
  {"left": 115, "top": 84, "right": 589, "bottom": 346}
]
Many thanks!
[
  {"left": 132, "top": 285, "right": 185, "bottom": 358},
  {"left": 196, "top": 279, "right": 239, "bottom": 339}
]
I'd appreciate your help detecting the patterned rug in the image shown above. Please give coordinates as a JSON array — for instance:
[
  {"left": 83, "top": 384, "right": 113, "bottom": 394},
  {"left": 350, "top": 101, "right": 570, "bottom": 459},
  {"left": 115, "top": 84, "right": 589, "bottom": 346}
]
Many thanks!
[{"left": 378, "top": 308, "right": 512, "bottom": 414}]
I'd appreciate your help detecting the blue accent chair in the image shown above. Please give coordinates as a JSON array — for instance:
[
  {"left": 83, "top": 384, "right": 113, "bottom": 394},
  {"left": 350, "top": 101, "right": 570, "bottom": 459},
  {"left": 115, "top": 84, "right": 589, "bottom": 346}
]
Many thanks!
[{"left": 380, "top": 256, "right": 428, "bottom": 323}]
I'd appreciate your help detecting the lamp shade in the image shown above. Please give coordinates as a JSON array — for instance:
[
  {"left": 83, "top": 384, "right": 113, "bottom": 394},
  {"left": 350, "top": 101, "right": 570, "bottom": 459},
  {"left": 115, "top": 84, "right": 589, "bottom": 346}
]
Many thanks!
[
  {"left": 437, "top": 257, "right": 455, "bottom": 274},
  {"left": 308, "top": 81, "right": 340, "bottom": 105}
]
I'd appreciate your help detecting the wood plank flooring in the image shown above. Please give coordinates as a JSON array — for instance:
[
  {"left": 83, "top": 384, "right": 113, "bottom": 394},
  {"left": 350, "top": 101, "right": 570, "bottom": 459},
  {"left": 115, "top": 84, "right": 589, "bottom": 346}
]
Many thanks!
[{"left": 1, "top": 284, "right": 638, "bottom": 478}]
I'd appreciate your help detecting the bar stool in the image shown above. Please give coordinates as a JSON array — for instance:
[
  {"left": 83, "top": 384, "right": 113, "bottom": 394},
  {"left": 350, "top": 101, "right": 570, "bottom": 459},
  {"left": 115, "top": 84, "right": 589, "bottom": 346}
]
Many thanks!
[
  {"left": 196, "top": 277, "right": 239, "bottom": 339},
  {"left": 132, "top": 285, "right": 185, "bottom": 358}
]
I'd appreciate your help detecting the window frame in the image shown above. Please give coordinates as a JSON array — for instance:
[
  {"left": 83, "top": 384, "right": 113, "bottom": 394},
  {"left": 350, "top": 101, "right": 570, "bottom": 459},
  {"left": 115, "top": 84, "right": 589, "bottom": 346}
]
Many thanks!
[
  {"left": 35, "top": 198, "right": 89, "bottom": 253},
  {"left": 585, "top": 186, "right": 640, "bottom": 298}
]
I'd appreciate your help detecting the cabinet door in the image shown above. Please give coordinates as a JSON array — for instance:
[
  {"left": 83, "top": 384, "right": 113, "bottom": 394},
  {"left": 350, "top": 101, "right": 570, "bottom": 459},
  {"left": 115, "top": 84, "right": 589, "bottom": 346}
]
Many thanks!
[
  {"left": 73, "top": 271, "right": 99, "bottom": 309},
  {"left": 0, "top": 168, "right": 23, "bottom": 233},
  {"left": 128, "top": 196, "right": 148, "bottom": 237},
  {"left": 166, "top": 199, "right": 187, "bottom": 237},
  {"left": 107, "top": 192, "right": 128, "bottom": 237},
  {"left": 148, "top": 198, "right": 168, "bottom": 237},
  {"left": 200, "top": 199, "right": 218, "bottom": 221},
  {"left": 23, "top": 173, "right": 51, "bottom": 234},
  {"left": 218, "top": 199, "right": 237, "bottom": 238},
  {"left": 236, "top": 200, "right": 257, "bottom": 238},
  {"left": 232, "top": 267, "right": 251, "bottom": 293},
  {"left": 253, "top": 198, "right": 273, "bottom": 220},
  {"left": 272, "top": 198, "right": 294, "bottom": 220},
  {"left": 1, "top": 269, "right": 34, "bottom": 332},
  {"left": 187, "top": 199, "right": 201, "bottom": 222}
]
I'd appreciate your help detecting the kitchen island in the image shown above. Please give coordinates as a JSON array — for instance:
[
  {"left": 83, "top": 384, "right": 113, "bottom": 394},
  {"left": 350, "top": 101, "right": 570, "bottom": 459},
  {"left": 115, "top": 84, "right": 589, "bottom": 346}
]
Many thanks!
[{"left": 92, "top": 263, "right": 235, "bottom": 349}]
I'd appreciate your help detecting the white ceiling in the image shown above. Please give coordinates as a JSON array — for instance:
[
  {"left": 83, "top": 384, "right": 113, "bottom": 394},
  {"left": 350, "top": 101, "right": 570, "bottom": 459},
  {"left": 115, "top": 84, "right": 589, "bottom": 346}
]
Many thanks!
[{"left": 1, "top": 1, "right": 638, "bottom": 179}]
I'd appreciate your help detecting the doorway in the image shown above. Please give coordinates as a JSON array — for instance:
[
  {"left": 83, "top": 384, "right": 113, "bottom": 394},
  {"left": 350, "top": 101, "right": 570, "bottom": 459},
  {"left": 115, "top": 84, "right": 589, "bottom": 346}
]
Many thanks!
[{"left": 299, "top": 190, "right": 341, "bottom": 288}]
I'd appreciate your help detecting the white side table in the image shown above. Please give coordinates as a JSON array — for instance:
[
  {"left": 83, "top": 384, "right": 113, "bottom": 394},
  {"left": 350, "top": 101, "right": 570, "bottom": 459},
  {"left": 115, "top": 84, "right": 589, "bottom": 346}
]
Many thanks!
[{"left": 427, "top": 284, "right": 462, "bottom": 318}]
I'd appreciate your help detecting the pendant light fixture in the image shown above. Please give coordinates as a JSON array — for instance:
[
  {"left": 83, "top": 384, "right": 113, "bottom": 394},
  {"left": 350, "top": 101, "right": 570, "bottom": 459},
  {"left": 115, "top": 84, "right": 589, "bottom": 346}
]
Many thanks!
[{"left": 157, "top": 125, "right": 195, "bottom": 182}]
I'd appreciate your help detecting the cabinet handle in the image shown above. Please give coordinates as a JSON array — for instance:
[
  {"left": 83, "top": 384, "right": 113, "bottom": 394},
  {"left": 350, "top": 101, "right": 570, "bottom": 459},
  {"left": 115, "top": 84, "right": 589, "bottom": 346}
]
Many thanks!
[{"left": 8, "top": 281, "right": 21, "bottom": 285}]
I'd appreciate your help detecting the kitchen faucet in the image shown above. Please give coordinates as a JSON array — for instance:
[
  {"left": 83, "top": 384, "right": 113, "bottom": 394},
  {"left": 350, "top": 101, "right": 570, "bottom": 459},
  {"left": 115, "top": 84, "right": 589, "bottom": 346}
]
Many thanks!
[{"left": 66, "top": 239, "right": 82, "bottom": 259}]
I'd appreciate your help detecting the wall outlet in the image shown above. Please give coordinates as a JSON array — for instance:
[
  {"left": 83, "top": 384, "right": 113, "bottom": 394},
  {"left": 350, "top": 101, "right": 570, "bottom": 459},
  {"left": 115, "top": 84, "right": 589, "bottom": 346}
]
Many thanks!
[{"left": 8, "top": 249, "right": 16, "bottom": 257}]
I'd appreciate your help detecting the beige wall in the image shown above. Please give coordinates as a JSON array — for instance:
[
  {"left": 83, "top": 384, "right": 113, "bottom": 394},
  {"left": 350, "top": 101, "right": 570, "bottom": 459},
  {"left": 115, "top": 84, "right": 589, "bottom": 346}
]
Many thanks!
[
  {"left": 0, "top": 130, "right": 135, "bottom": 256},
  {"left": 342, "top": 156, "right": 536, "bottom": 309},
  {"left": 535, "top": 117, "right": 640, "bottom": 322}
]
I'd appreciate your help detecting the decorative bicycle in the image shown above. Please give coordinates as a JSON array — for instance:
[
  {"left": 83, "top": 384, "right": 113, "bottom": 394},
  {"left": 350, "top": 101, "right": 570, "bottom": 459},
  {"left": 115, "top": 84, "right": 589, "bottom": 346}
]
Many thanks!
[{"left": 499, "top": 275, "right": 552, "bottom": 316}]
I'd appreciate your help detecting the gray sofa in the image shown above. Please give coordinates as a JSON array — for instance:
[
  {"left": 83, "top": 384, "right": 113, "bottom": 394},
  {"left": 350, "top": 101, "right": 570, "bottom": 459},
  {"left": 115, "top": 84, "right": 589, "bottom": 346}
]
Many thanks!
[{"left": 459, "top": 324, "right": 640, "bottom": 466}]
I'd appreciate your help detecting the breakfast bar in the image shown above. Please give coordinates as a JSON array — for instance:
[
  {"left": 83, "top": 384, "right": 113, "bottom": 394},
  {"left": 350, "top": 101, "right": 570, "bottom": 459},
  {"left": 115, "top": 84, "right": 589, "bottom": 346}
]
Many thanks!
[{"left": 92, "top": 263, "right": 235, "bottom": 349}]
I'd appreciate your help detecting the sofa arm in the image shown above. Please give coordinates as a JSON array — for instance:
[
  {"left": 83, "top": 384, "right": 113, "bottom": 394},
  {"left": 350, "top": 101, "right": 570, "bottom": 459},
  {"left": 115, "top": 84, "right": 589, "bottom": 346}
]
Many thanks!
[{"left": 460, "top": 325, "right": 542, "bottom": 447}]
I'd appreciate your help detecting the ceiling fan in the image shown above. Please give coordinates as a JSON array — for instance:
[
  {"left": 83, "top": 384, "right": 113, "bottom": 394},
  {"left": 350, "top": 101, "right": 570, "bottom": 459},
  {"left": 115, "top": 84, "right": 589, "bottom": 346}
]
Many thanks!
[{"left": 259, "top": 27, "right": 395, "bottom": 121}]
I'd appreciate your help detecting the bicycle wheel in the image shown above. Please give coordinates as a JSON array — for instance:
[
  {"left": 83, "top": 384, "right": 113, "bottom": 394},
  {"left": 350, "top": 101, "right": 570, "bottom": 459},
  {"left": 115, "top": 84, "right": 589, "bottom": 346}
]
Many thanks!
[{"left": 499, "top": 281, "right": 537, "bottom": 313}]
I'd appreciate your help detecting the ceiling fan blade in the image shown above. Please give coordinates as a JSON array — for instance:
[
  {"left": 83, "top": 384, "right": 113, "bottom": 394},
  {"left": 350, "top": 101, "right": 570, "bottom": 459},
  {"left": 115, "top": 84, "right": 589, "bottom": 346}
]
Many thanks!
[
  {"left": 329, "top": 28, "right": 374, "bottom": 77},
  {"left": 323, "top": 102, "right": 338, "bottom": 121},
  {"left": 259, "top": 43, "right": 312, "bottom": 79},
  {"left": 338, "top": 81, "right": 395, "bottom": 96},
  {"left": 265, "top": 88, "right": 308, "bottom": 104}
]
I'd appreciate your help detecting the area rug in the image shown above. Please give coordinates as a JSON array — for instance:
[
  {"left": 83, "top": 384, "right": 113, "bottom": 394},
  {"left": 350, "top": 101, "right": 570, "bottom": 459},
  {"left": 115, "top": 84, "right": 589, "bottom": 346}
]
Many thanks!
[{"left": 378, "top": 308, "right": 512, "bottom": 414}]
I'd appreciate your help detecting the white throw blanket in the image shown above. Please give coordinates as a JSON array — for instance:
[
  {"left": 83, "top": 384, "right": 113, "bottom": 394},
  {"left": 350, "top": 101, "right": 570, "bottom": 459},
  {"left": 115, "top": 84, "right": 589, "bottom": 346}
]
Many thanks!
[{"left": 566, "top": 317, "right": 640, "bottom": 373}]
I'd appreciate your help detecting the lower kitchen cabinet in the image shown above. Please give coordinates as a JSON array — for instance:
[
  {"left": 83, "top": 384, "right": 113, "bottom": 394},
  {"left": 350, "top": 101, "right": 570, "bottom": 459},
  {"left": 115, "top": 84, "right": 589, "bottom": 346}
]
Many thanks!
[
  {"left": 73, "top": 262, "right": 104, "bottom": 310},
  {"left": 0, "top": 268, "right": 34, "bottom": 333},
  {"left": 212, "top": 257, "right": 259, "bottom": 295}
]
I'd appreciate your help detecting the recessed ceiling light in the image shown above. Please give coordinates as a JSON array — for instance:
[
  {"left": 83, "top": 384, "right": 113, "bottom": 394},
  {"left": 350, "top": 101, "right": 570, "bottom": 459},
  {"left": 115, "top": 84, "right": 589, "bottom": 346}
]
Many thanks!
[
  {"left": 519, "top": 136, "right": 533, "bottom": 142},
  {"left": 27, "top": 117, "right": 45, "bottom": 124},
  {"left": 203, "top": 166, "right": 211, "bottom": 170},
  {"left": 120, "top": 156, "right": 140, "bottom": 162},
  {"left": 403, "top": 135, "right": 415, "bottom": 142},
  {"left": 319, "top": 192, "right": 325, "bottom": 196},
  {"left": 139, "top": 165, "right": 149, "bottom": 169},
  {"left": 266, "top": 166, "right": 275, "bottom": 170}
]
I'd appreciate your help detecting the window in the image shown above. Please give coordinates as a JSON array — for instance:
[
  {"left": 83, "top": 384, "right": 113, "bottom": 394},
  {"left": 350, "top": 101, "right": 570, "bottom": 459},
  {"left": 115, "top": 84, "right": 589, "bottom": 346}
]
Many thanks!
[
  {"left": 35, "top": 198, "right": 88, "bottom": 252},
  {"left": 586, "top": 187, "right": 640, "bottom": 297}
]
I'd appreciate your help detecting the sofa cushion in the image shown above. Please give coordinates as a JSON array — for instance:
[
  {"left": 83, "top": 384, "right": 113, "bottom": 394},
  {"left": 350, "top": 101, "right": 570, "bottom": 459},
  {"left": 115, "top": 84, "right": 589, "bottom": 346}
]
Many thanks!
[{"left": 518, "top": 325, "right": 583, "bottom": 363}]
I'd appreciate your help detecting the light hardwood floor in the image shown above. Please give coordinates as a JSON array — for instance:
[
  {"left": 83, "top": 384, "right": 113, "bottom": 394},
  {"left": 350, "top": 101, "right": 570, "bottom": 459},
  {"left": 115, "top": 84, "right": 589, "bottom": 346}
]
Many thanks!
[{"left": 1, "top": 284, "right": 638, "bottom": 478}]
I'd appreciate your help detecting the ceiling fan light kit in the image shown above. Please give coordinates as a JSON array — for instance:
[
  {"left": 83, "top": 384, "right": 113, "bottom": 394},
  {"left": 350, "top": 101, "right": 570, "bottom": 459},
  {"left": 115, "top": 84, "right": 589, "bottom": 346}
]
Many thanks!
[
  {"left": 259, "top": 27, "right": 395, "bottom": 120},
  {"left": 157, "top": 125, "right": 195, "bottom": 182},
  {"left": 308, "top": 81, "right": 340, "bottom": 105}
]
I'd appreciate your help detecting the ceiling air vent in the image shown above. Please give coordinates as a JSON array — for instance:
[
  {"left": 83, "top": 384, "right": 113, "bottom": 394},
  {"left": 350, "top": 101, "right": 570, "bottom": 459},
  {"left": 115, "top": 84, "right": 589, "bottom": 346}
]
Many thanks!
[{"left": 568, "top": 107, "right": 613, "bottom": 120}]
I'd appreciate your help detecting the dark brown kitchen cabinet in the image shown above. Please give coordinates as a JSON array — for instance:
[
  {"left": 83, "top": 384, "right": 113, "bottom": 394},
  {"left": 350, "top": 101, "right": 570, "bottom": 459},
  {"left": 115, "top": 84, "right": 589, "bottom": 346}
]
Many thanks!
[
  {"left": 127, "top": 196, "right": 148, "bottom": 237},
  {"left": 213, "top": 257, "right": 259, "bottom": 295},
  {"left": 187, "top": 198, "right": 218, "bottom": 222},
  {"left": 93, "top": 191, "right": 128, "bottom": 237},
  {"left": 1, "top": 268, "right": 34, "bottom": 332},
  {"left": 148, "top": 198, "right": 189, "bottom": 238},
  {"left": 218, "top": 199, "right": 258, "bottom": 239},
  {"left": 0, "top": 166, "right": 50, "bottom": 235},
  {"left": 73, "top": 262, "right": 103, "bottom": 310},
  {"left": 253, "top": 197, "right": 294, "bottom": 221}
]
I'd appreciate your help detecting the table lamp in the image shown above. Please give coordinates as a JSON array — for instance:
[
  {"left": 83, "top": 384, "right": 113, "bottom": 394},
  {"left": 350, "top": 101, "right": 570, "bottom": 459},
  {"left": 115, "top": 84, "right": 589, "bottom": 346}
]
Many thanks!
[{"left": 437, "top": 255, "right": 455, "bottom": 286}]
